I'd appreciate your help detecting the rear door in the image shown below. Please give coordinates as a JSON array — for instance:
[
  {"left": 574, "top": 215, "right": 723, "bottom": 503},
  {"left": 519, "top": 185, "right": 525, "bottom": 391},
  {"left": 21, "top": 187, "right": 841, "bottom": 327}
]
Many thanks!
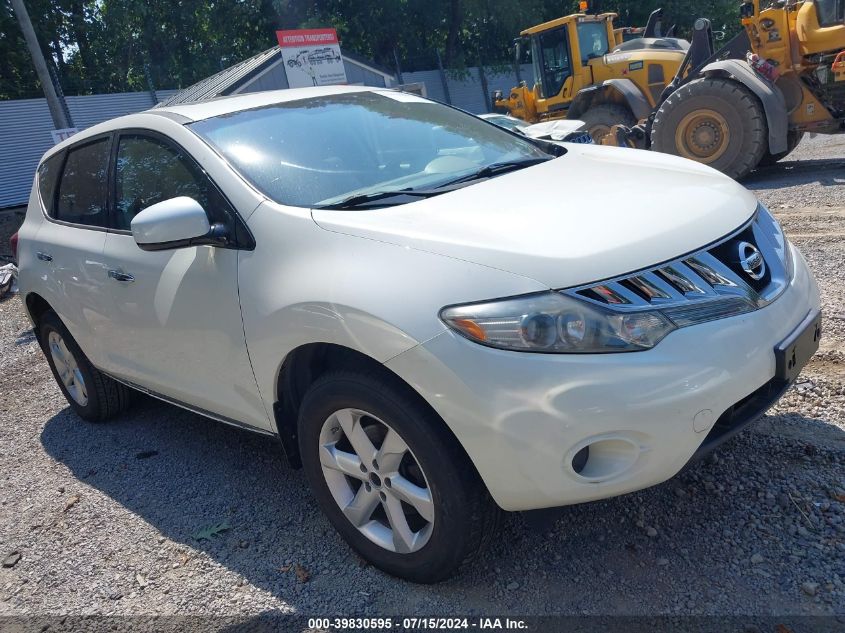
[
  {"left": 33, "top": 137, "right": 113, "bottom": 367},
  {"left": 99, "top": 131, "right": 269, "bottom": 431}
]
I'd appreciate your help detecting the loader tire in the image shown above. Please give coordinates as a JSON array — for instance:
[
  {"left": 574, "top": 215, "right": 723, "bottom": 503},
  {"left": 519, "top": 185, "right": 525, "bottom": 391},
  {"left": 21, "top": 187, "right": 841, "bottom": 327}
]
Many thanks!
[
  {"left": 579, "top": 104, "right": 636, "bottom": 144},
  {"left": 758, "top": 130, "right": 804, "bottom": 166},
  {"left": 651, "top": 77, "right": 767, "bottom": 180}
]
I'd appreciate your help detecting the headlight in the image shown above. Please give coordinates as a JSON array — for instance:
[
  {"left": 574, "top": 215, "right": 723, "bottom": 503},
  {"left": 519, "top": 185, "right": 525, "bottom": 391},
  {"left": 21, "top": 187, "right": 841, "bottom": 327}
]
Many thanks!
[
  {"left": 440, "top": 292, "right": 676, "bottom": 353},
  {"left": 756, "top": 203, "right": 793, "bottom": 279}
]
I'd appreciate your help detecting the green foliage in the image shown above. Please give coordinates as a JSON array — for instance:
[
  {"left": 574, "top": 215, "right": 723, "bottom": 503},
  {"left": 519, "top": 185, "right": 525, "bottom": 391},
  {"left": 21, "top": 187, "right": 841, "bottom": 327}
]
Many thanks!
[{"left": 1, "top": 0, "right": 743, "bottom": 100}]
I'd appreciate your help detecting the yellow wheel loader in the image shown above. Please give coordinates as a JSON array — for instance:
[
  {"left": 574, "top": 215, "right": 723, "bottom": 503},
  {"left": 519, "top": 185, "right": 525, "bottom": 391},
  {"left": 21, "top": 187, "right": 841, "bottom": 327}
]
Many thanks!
[
  {"left": 646, "top": 0, "right": 845, "bottom": 179},
  {"left": 491, "top": 8, "right": 689, "bottom": 142}
]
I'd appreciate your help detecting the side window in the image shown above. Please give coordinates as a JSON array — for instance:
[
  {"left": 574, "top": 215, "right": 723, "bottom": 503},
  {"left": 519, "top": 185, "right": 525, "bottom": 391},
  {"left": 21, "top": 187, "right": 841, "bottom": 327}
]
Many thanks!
[
  {"left": 114, "top": 135, "right": 230, "bottom": 231},
  {"left": 37, "top": 152, "right": 64, "bottom": 216},
  {"left": 55, "top": 139, "right": 110, "bottom": 227}
]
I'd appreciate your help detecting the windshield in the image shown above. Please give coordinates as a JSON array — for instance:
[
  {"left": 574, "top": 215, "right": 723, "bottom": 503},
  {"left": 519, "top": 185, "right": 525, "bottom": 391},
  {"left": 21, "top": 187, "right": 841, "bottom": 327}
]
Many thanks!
[
  {"left": 190, "top": 91, "right": 549, "bottom": 208},
  {"left": 576, "top": 21, "right": 610, "bottom": 62}
]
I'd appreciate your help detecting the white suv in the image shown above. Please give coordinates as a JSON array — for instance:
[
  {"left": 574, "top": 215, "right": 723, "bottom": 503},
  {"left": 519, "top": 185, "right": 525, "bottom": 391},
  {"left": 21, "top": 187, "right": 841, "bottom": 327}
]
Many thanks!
[{"left": 17, "top": 86, "right": 821, "bottom": 582}]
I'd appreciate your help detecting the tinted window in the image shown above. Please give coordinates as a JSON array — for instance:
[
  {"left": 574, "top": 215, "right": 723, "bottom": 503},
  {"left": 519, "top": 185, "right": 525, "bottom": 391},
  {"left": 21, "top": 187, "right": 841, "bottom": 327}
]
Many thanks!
[
  {"left": 190, "top": 91, "right": 548, "bottom": 208},
  {"left": 37, "top": 152, "right": 64, "bottom": 216},
  {"left": 55, "top": 139, "right": 110, "bottom": 227},
  {"left": 115, "top": 135, "right": 229, "bottom": 231},
  {"left": 815, "top": 0, "right": 844, "bottom": 26}
]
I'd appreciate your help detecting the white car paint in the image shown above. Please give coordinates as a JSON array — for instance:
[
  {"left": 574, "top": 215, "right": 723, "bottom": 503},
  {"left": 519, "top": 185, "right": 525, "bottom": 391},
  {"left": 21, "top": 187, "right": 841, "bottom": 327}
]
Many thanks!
[
  {"left": 130, "top": 197, "right": 210, "bottom": 246},
  {"left": 521, "top": 119, "right": 588, "bottom": 141},
  {"left": 313, "top": 144, "right": 759, "bottom": 289},
  {"left": 17, "top": 86, "right": 819, "bottom": 515}
]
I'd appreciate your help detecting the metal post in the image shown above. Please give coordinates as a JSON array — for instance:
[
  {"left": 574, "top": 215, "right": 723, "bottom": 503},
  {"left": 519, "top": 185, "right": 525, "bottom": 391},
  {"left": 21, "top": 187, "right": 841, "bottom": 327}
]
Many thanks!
[
  {"left": 10, "top": 0, "right": 70, "bottom": 129},
  {"left": 144, "top": 61, "right": 159, "bottom": 105},
  {"left": 392, "top": 47, "right": 404, "bottom": 85},
  {"left": 477, "top": 61, "right": 490, "bottom": 113},
  {"left": 435, "top": 49, "right": 452, "bottom": 105},
  {"left": 47, "top": 57, "right": 73, "bottom": 126}
]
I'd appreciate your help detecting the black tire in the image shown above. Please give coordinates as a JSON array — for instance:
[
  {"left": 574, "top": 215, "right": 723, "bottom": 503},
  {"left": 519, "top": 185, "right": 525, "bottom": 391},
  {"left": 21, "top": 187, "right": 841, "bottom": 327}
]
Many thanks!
[
  {"left": 38, "top": 311, "right": 132, "bottom": 422},
  {"left": 578, "top": 104, "right": 636, "bottom": 144},
  {"left": 298, "top": 370, "right": 499, "bottom": 583},
  {"left": 758, "top": 130, "right": 804, "bottom": 166},
  {"left": 651, "top": 77, "right": 767, "bottom": 180}
]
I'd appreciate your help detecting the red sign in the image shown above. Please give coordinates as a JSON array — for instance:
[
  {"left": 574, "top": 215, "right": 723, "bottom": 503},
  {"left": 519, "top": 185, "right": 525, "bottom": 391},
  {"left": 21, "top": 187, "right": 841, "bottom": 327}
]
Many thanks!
[{"left": 276, "top": 28, "right": 339, "bottom": 48}]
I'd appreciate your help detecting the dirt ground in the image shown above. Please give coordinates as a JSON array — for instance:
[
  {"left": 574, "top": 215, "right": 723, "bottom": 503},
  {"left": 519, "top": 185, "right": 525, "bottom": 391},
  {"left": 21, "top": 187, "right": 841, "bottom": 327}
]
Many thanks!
[{"left": 0, "top": 136, "right": 843, "bottom": 624}]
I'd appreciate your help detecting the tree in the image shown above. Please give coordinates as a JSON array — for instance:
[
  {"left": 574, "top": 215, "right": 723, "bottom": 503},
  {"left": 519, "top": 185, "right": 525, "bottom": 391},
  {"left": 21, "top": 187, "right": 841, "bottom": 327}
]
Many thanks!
[{"left": 1, "top": 0, "right": 744, "bottom": 100}]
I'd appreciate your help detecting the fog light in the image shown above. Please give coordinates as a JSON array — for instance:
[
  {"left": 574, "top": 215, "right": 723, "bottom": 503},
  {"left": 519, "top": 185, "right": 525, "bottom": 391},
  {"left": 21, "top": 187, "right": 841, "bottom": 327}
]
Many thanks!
[{"left": 571, "top": 445, "right": 589, "bottom": 474}]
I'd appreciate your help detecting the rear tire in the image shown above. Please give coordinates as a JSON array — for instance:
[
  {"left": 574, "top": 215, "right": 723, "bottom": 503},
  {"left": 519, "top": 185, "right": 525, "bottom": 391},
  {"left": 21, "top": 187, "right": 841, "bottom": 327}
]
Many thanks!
[
  {"left": 38, "top": 311, "right": 132, "bottom": 422},
  {"left": 298, "top": 370, "right": 498, "bottom": 583},
  {"left": 651, "top": 77, "right": 767, "bottom": 180},
  {"left": 758, "top": 130, "right": 804, "bottom": 166},
  {"left": 579, "top": 104, "right": 636, "bottom": 144}
]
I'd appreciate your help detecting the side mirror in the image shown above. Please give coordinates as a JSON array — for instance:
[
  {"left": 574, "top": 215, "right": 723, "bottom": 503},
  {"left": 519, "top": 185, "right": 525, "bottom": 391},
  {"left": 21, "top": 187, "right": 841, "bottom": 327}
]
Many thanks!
[{"left": 131, "top": 197, "right": 227, "bottom": 251}]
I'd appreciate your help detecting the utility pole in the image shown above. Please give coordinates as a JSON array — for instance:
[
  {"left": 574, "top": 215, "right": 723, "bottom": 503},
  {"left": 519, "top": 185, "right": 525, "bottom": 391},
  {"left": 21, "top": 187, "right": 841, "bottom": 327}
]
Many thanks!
[{"left": 10, "top": 0, "right": 71, "bottom": 129}]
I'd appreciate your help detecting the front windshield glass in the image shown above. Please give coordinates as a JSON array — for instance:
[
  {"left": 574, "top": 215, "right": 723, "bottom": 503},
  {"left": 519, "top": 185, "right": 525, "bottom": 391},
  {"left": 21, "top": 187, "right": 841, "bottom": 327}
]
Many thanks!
[
  {"left": 576, "top": 21, "right": 610, "bottom": 63},
  {"left": 190, "top": 91, "right": 549, "bottom": 208}
]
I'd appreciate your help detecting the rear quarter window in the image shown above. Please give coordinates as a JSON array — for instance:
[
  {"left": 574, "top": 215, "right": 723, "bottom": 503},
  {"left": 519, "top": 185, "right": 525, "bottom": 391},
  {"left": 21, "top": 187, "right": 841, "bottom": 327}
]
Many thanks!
[
  {"left": 54, "top": 138, "right": 111, "bottom": 227},
  {"left": 37, "top": 152, "right": 64, "bottom": 216}
]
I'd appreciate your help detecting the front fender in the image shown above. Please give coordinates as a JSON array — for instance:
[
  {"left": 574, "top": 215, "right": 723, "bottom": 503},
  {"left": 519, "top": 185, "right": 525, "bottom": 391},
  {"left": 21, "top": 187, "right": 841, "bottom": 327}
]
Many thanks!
[
  {"left": 568, "top": 79, "right": 652, "bottom": 121},
  {"left": 239, "top": 201, "right": 548, "bottom": 411}
]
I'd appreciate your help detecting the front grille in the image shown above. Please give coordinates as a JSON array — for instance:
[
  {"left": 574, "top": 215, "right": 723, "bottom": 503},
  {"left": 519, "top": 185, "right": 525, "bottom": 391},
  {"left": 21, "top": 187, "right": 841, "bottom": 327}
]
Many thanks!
[{"left": 563, "top": 206, "right": 792, "bottom": 324}]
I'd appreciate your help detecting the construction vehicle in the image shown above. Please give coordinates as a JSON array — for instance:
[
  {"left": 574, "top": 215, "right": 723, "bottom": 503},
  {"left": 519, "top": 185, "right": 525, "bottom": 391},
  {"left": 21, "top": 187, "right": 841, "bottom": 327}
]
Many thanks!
[
  {"left": 644, "top": 0, "right": 845, "bottom": 178},
  {"left": 492, "top": 7, "right": 689, "bottom": 141},
  {"left": 496, "top": 1, "right": 844, "bottom": 180}
]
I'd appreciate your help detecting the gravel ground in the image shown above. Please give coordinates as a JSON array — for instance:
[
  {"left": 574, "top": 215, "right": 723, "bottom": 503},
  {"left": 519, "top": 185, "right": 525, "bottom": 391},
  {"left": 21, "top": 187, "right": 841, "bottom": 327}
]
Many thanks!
[{"left": 0, "top": 136, "right": 843, "bottom": 623}]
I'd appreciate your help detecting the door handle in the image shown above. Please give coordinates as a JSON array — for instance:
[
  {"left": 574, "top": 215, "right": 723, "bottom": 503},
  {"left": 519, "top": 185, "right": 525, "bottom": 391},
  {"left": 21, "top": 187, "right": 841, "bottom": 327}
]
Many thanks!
[
  {"left": 36, "top": 252, "right": 53, "bottom": 262},
  {"left": 108, "top": 269, "right": 135, "bottom": 283}
]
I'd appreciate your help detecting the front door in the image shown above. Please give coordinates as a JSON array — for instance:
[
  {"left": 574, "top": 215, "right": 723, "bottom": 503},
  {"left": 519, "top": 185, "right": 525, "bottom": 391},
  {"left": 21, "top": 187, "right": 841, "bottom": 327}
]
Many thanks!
[
  {"left": 532, "top": 26, "right": 573, "bottom": 109},
  {"left": 99, "top": 132, "right": 270, "bottom": 431}
]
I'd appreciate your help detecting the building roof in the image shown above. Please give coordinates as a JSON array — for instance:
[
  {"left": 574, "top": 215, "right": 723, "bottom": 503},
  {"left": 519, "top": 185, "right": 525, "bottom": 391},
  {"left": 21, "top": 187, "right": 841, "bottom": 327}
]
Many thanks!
[
  {"left": 158, "top": 46, "right": 395, "bottom": 108},
  {"left": 157, "top": 85, "right": 381, "bottom": 121},
  {"left": 339, "top": 49, "right": 396, "bottom": 80},
  {"left": 158, "top": 47, "right": 284, "bottom": 107}
]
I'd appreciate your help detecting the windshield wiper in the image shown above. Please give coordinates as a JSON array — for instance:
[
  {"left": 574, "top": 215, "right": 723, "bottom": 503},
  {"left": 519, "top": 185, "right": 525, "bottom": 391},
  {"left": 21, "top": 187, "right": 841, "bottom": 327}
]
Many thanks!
[
  {"left": 433, "top": 157, "right": 552, "bottom": 188},
  {"left": 314, "top": 157, "right": 553, "bottom": 209},
  {"left": 314, "top": 188, "right": 446, "bottom": 210}
]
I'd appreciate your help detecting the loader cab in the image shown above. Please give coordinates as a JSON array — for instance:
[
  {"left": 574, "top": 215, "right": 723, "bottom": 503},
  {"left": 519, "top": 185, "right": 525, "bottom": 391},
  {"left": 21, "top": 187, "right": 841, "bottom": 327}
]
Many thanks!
[{"left": 524, "top": 15, "right": 616, "bottom": 110}]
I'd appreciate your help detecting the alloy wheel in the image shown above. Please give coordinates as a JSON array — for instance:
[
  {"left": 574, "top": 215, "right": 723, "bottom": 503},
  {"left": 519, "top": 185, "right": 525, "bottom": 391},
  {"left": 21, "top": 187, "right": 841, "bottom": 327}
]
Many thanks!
[
  {"left": 318, "top": 408, "right": 435, "bottom": 553},
  {"left": 47, "top": 330, "right": 88, "bottom": 406}
]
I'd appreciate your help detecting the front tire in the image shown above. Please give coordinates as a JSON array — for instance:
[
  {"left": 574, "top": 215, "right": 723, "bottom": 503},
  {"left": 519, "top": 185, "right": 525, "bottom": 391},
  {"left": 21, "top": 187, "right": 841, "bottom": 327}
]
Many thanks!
[
  {"left": 579, "top": 104, "right": 636, "bottom": 144},
  {"left": 651, "top": 77, "right": 767, "bottom": 179},
  {"left": 38, "top": 311, "right": 132, "bottom": 422},
  {"left": 298, "top": 370, "right": 498, "bottom": 583},
  {"left": 759, "top": 130, "right": 804, "bottom": 166}
]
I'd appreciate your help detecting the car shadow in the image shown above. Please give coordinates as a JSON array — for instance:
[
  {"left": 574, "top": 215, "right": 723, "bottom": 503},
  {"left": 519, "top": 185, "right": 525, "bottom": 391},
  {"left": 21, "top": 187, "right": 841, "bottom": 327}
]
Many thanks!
[
  {"left": 40, "top": 398, "right": 844, "bottom": 615},
  {"left": 744, "top": 157, "right": 845, "bottom": 190}
]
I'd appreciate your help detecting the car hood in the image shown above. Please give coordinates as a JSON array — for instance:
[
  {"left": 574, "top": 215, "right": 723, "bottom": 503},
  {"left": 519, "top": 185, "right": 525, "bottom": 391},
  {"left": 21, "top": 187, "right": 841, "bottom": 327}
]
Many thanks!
[
  {"left": 312, "top": 144, "right": 759, "bottom": 289},
  {"left": 522, "top": 119, "right": 586, "bottom": 140}
]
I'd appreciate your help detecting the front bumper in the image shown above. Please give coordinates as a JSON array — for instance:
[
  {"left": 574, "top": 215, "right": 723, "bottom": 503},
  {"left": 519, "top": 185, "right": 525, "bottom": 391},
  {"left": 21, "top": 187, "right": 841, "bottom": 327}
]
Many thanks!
[{"left": 385, "top": 245, "right": 821, "bottom": 511}]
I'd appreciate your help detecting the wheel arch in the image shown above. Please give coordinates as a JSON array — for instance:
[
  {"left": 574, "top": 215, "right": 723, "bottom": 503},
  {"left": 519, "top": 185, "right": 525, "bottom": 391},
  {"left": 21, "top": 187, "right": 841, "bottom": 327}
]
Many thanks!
[
  {"left": 24, "top": 292, "right": 53, "bottom": 329},
  {"left": 699, "top": 60, "right": 788, "bottom": 154},
  {"left": 567, "top": 79, "right": 651, "bottom": 121},
  {"left": 273, "top": 342, "right": 480, "bottom": 481}
]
